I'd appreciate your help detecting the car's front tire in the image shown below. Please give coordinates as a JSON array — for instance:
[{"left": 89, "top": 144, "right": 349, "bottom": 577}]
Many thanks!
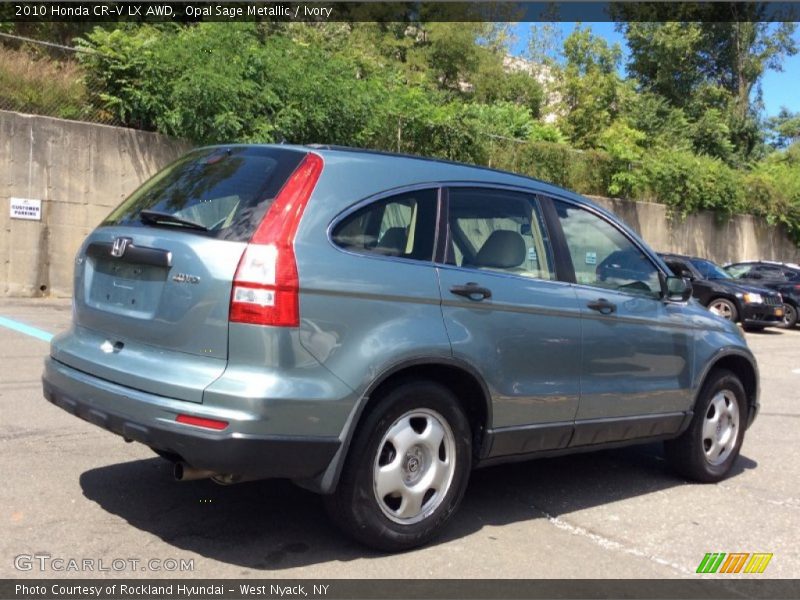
[
  {"left": 325, "top": 380, "right": 472, "bottom": 552},
  {"left": 708, "top": 298, "right": 738, "bottom": 322},
  {"left": 665, "top": 369, "right": 747, "bottom": 482}
]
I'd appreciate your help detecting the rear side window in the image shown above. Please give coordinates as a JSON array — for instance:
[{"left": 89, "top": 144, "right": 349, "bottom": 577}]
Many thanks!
[
  {"left": 754, "top": 266, "right": 787, "bottom": 281},
  {"left": 784, "top": 269, "right": 800, "bottom": 281},
  {"left": 103, "top": 147, "right": 306, "bottom": 241},
  {"left": 331, "top": 189, "right": 438, "bottom": 262}
]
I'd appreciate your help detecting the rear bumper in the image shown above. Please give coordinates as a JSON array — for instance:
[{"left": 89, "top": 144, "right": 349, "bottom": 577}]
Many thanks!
[{"left": 42, "top": 357, "right": 340, "bottom": 481}]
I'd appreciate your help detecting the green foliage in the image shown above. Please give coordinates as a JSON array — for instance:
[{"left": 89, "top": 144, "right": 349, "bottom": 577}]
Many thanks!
[
  {"left": 767, "top": 108, "right": 800, "bottom": 148},
  {"left": 560, "top": 26, "right": 624, "bottom": 148},
  {"left": 745, "top": 143, "right": 800, "bottom": 240},
  {"left": 690, "top": 107, "right": 735, "bottom": 161},
  {"left": 598, "top": 121, "right": 646, "bottom": 197},
  {"left": 76, "top": 25, "right": 173, "bottom": 130},
  {"left": 638, "top": 150, "right": 745, "bottom": 216},
  {"left": 78, "top": 24, "right": 392, "bottom": 145},
  {"left": 472, "top": 67, "right": 543, "bottom": 117},
  {"left": 620, "top": 21, "right": 798, "bottom": 163},
  {"left": 10, "top": 20, "right": 799, "bottom": 245},
  {"left": 411, "top": 22, "right": 484, "bottom": 92},
  {"left": 619, "top": 91, "right": 692, "bottom": 151}
]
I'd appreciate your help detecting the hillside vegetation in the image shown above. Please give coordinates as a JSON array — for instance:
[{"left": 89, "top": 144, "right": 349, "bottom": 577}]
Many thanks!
[{"left": 3, "top": 20, "right": 800, "bottom": 242}]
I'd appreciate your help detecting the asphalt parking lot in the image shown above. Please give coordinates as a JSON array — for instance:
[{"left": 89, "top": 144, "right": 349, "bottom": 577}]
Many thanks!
[{"left": 1, "top": 297, "right": 798, "bottom": 579}]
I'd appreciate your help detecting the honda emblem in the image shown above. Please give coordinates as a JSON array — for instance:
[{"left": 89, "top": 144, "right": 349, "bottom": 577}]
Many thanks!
[{"left": 110, "top": 237, "right": 132, "bottom": 258}]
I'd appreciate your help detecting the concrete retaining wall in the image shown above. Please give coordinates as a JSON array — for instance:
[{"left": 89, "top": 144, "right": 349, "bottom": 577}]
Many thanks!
[
  {"left": 1, "top": 109, "right": 798, "bottom": 297},
  {"left": 1, "top": 110, "right": 189, "bottom": 297},
  {"left": 592, "top": 197, "right": 800, "bottom": 265}
]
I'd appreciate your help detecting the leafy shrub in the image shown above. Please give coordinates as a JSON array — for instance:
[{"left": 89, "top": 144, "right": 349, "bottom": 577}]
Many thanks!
[{"left": 638, "top": 149, "right": 744, "bottom": 216}]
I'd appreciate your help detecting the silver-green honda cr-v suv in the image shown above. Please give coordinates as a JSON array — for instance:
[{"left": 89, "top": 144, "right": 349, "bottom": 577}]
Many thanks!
[{"left": 43, "top": 145, "right": 759, "bottom": 551}]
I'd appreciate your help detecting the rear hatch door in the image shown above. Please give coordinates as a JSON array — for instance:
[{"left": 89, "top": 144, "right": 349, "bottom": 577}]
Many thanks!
[{"left": 55, "top": 146, "right": 307, "bottom": 402}]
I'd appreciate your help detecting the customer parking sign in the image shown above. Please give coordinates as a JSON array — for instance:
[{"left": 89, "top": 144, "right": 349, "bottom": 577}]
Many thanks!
[{"left": 9, "top": 198, "right": 42, "bottom": 221}]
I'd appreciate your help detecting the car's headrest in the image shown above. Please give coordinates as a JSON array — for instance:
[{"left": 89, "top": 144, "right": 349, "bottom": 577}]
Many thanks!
[
  {"left": 474, "top": 230, "right": 526, "bottom": 269},
  {"left": 376, "top": 227, "right": 407, "bottom": 255}
]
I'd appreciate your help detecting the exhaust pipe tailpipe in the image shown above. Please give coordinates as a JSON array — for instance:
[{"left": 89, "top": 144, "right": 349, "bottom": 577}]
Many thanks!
[{"left": 174, "top": 462, "right": 216, "bottom": 482}]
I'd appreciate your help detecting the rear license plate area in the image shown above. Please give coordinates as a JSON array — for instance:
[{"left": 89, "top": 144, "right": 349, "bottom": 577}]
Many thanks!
[{"left": 88, "top": 258, "right": 166, "bottom": 314}]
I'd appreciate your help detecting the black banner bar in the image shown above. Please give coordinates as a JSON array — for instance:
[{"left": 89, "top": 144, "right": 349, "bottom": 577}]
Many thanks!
[
  {"left": 3, "top": 579, "right": 800, "bottom": 600},
  {"left": 2, "top": 1, "right": 800, "bottom": 23}
]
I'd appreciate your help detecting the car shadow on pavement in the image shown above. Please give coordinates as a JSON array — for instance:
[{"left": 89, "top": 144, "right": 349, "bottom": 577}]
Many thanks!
[{"left": 79, "top": 444, "right": 757, "bottom": 571}]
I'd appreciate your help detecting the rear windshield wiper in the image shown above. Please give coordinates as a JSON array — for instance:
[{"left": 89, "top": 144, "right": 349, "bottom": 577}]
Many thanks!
[{"left": 139, "top": 209, "right": 209, "bottom": 231}]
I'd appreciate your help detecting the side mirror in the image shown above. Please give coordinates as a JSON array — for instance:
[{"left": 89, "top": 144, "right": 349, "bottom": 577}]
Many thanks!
[{"left": 663, "top": 275, "right": 693, "bottom": 302}]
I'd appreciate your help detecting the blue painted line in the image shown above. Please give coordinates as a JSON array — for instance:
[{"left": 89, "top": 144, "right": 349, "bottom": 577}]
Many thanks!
[{"left": 0, "top": 316, "right": 54, "bottom": 343}]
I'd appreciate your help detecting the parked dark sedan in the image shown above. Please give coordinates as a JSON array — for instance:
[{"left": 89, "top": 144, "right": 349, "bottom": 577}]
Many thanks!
[
  {"left": 724, "top": 261, "right": 800, "bottom": 328},
  {"left": 660, "top": 254, "right": 784, "bottom": 331}
]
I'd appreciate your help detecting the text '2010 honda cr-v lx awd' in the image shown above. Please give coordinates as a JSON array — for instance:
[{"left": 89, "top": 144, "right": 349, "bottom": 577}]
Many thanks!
[{"left": 43, "top": 145, "right": 759, "bottom": 551}]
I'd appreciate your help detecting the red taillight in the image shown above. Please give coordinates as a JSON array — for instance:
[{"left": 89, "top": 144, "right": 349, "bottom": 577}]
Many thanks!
[
  {"left": 176, "top": 414, "right": 229, "bottom": 430},
  {"left": 230, "top": 153, "right": 323, "bottom": 327}
]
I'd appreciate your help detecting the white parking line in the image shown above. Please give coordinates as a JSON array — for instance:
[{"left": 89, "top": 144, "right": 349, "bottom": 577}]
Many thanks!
[{"left": 539, "top": 509, "right": 693, "bottom": 575}]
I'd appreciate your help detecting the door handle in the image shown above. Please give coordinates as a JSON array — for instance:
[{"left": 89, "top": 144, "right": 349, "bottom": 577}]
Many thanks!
[
  {"left": 587, "top": 298, "right": 616, "bottom": 314},
  {"left": 450, "top": 282, "right": 492, "bottom": 301}
]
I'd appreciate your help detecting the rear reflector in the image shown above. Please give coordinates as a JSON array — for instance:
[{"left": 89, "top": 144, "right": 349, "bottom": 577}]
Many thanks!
[
  {"left": 176, "top": 414, "right": 229, "bottom": 431},
  {"left": 229, "top": 153, "right": 323, "bottom": 327}
]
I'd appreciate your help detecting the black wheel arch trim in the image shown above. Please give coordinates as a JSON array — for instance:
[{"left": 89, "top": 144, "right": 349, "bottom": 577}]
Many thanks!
[
  {"left": 304, "top": 355, "right": 493, "bottom": 495},
  {"left": 693, "top": 347, "right": 759, "bottom": 428}
]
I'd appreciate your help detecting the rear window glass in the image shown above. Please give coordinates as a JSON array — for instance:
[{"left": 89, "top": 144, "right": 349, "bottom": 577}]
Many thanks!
[
  {"left": 690, "top": 259, "right": 731, "bottom": 280},
  {"left": 102, "top": 146, "right": 305, "bottom": 241},
  {"left": 725, "top": 264, "right": 752, "bottom": 278}
]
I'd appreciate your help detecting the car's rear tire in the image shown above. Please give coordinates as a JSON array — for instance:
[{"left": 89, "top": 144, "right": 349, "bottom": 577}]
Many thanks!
[
  {"left": 779, "top": 303, "right": 798, "bottom": 329},
  {"left": 325, "top": 380, "right": 472, "bottom": 552},
  {"left": 708, "top": 298, "right": 738, "bottom": 322},
  {"left": 665, "top": 369, "right": 747, "bottom": 483}
]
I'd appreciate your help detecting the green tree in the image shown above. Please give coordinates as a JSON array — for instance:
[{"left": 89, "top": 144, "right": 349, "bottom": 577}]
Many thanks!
[
  {"left": 597, "top": 121, "right": 646, "bottom": 197},
  {"left": 619, "top": 22, "right": 706, "bottom": 106},
  {"left": 560, "top": 26, "right": 624, "bottom": 148},
  {"left": 619, "top": 20, "right": 797, "bottom": 162},
  {"left": 767, "top": 108, "right": 800, "bottom": 148}
]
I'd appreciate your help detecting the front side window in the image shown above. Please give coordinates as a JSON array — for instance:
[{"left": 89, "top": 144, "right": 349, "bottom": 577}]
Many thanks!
[
  {"left": 331, "top": 189, "right": 438, "bottom": 262},
  {"left": 554, "top": 200, "right": 661, "bottom": 297},
  {"left": 446, "top": 188, "right": 555, "bottom": 280}
]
